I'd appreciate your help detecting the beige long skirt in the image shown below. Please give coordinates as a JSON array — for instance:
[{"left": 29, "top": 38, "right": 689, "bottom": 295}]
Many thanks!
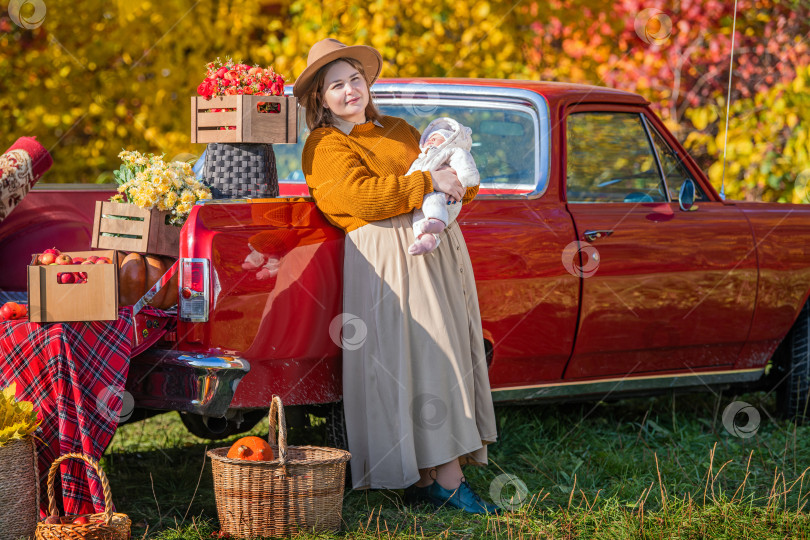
[{"left": 342, "top": 212, "right": 498, "bottom": 490}]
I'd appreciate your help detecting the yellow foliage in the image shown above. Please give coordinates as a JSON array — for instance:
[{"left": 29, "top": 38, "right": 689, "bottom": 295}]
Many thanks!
[
  {"left": 686, "top": 66, "right": 810, "bottom": 202},
  {"left": 1, "top": 0, "right": 806, "bottom": 205},
  {"left": 1, "top": 0, "right": 539, "bottom": 184},
  {"left": 0, "top": 383, "right": 41, "bottom": 446}
]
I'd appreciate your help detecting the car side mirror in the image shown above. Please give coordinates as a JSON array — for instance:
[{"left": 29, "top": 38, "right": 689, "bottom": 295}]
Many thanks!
[{"left": 679, "top": 179, "right": 696, "bottom": 211}]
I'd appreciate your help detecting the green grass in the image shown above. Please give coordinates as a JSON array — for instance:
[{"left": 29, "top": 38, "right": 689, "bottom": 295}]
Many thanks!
[{"left": 102, "top": 389, "right": 810, "bottom": 539}]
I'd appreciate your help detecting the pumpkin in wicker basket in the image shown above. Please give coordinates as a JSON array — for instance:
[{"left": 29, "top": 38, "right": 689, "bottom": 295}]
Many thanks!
[
  {"left": 207, "top": 395, "right": 351, "bottom": 538},
  {"left": 227, "top": 436, "right": 274, "bottom": 461},
  {"left": 35, "top": 453, "right": 131, "bottom": 540}
]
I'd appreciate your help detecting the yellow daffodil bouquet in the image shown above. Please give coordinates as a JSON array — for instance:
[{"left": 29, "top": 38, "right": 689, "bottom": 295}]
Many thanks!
[
  {"left": 0, "top": 383, "right": 41, "bottom": 446},
  {"left": 110, "top": 150, "right": 211, "bottom": 226}
]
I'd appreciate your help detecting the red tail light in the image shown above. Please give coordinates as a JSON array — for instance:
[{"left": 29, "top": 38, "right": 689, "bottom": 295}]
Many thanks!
[{"left": 179, "top": 258, "right": 209, "bottom": 322}]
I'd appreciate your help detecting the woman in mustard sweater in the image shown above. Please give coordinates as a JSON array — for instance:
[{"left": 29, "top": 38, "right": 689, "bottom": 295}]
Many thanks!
[{"left": 296, "top": 38, "right": 499, "bottom": 515}]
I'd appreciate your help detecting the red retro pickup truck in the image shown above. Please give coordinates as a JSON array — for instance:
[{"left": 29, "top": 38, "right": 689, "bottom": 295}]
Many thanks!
[{"left": 2, "top": 79, "right": 810, "bottom": 441}]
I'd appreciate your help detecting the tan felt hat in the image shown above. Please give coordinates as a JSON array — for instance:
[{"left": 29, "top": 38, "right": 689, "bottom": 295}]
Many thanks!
[{"left": 292, "top": 38, "right": 383, "bottom": 98}]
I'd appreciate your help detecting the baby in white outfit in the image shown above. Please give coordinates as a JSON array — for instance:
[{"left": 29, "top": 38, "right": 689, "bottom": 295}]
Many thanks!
[{"left": 406, "top": 117, "right": 480, "bottom": 255}]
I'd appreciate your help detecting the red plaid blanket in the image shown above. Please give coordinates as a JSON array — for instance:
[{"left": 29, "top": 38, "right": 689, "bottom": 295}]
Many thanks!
[{"left": 0, "top": 306, "right": 169, "bottom": 518}]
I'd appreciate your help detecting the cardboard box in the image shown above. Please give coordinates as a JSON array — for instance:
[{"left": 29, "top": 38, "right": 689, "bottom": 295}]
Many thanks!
[
  {"left": 190, "top": 95, "right": 298, "bottom": 144},
  {"left": 27, "top": 250, "right": 119, "bottom": 322},
  {"left": 91, "top": 201, "right": 180, "bottom": 257}
]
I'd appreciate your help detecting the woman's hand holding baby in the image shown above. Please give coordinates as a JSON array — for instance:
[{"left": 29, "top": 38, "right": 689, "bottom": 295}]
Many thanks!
[{"left": 431, "top": 166, "right": 463, "bottom": 203}]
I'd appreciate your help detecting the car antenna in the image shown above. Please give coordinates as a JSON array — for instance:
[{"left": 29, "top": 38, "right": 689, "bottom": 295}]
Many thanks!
[{"left": 718, "top": 0, "right": 739, "bottom": 201}]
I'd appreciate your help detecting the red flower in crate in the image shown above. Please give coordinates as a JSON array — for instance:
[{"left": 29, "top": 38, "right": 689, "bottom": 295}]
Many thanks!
[{"left": 197, "top": 57, "right": 286, "bottom": 99}]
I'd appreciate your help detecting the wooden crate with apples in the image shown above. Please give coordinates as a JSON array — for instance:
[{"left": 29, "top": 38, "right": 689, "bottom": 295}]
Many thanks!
[
  {"left": 90, "top": 201, "right": 180, "bottom": 257},
  {"left": 190, "top": 95, "right": 298, "bottom": 144},
  {"left": 27, "top": 250, "right": 119, "bottom": 322}
]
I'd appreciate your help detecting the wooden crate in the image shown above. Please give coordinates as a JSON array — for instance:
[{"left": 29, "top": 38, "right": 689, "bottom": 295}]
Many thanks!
[
  {"left": 91, "top": 201, "right": 180, "bottom": 257},
  {"left": 28, "top": 250, "right": 119, "bottom": 322},
  {"left": 190, "top": 95, "right": 298, "bottom": 144}
]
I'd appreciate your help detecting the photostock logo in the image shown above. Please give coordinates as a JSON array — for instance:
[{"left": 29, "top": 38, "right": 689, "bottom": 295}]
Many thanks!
[
  {"left": 170, "top": 152, "right": 199, "bottom": 164},
  {"left": 634, "top": 8, "right": 672, "bottom": 46},
  {"left": 489, "top": 473, "right": 530, "bottom": 512},
  {"left": 561, "top": 241, "right": 600, "bottom": 278},
  {"left": 8, "top": 0, "right": 46, "bottom": 29},
  {"left": 722, "top": 401, "right": 760, "bottom": 439},
  {"left": 410, "top": 393, "right": 448, "bottom": 431},
  {"left": 329, "top": 313, "right": 367, "bottom": 351},
  {"left": 95, "top": 385, "right": 135, "bottom": 424},
  {"left": 400, "top": 82, "right": 441, "bottom": 118}
]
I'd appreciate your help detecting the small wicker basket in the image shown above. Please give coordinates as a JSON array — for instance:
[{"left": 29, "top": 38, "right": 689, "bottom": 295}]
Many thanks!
[
  {"left": 207, "top": 395, "right": 351, "bottom": 538},
  {"left": 0, "top": 437, "right": 39, "bottom": 540},
  {"left": 35, "top": 453, "right": 131, "bottom": 540},
  {"left": 204, "top": 142, "right": 279, "bottom": 199}
]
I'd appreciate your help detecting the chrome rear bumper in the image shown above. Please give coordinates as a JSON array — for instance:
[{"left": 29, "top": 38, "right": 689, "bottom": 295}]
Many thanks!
[{"left": 126, "top": 349, "right": 250, "bottom": 417}]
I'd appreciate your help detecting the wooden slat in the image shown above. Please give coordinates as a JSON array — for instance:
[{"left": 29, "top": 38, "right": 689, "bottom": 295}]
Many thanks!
[
  {"left": 197, "top": 111, "right": 239, "bottom": 127},
  {"left": 287, "top": 96, "right": 298, "bottom": 143},
  {"left": 94, "top": 235, "right": 148, "bottom": 253},
  {"left": 190, "top": 96, "right": 198, "bottom": 143},
  {"left": 196, "top": 129, "right": 240, "bottom": 143},
  {"left": 98, "top": 218, "right": 146, "bottom": 236},
  {"left": 195, "top": 95, "right": 237, "bottom": 110},
  {"left": 27, "top": 266, "right": 44, "bottom": 322},
  {"left": 100, "top": 201, "right": 150, "bottom": 218},
  {"left": 90, "top": 201, "right": 103, "bottom": 249}
]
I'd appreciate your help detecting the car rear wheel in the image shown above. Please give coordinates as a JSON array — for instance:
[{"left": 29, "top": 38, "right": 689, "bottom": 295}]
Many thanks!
[
  {"left": 179, "top": 409, "right": 266, "bottom": 440},
  {"left": 775, "top": 302, "right": 810, "bottom": 423}
]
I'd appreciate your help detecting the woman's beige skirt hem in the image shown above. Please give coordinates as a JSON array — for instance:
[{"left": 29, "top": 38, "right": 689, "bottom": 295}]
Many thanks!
[{"left": 341, "top": 212, "right": 497, "bottom": 490}]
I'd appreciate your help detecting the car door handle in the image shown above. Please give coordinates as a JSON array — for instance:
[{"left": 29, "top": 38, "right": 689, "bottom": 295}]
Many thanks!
[{"left": 583, "top": 229, "right": 613, "bottom": 242}]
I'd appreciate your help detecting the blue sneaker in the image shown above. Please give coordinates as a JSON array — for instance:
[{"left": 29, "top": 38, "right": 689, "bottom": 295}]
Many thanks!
[{"left": 427, "top": 478, "right": 502, "bottom": 515}]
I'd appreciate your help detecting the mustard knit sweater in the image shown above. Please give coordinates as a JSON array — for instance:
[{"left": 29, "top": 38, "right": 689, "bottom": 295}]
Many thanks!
[{"left": 301, "top": 115, "right": 479, "bottom": 233}]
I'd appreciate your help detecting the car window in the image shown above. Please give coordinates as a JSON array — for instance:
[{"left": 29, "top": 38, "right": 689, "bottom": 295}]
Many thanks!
[
  {"left": 645, "top": 120, "right": 708, "bottom": 202},
  {"left": 272, "top": 102, "right": 538, "bottom": 194},
  {"left": 566, "top": 112, "right": 667, "bottom": 203},
  {"left": 273, "top": 107, "right": 309, "bottom": 184}
]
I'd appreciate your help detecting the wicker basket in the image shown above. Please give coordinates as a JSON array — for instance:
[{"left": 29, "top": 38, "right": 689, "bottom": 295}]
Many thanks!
[
  {"left": 0, "top": 437, "right": 39, "bottom": 540},
  {"left": 35, "top": 453, "right": 131, "bottom": 540},
  {"left": 207, "top": 395, "right": 351, "bottom": 538},
  {"left": 204, "top": 143, "right": 279, "bottom": 199}
]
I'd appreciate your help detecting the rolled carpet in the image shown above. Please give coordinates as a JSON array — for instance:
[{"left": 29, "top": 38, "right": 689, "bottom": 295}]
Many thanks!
[{"left": 0, "top": 136, "right": 53, "bottom": 222}]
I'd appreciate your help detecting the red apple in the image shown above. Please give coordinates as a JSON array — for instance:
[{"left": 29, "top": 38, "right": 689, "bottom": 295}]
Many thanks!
[
  {"left": 43, "top": 515, "right": 61, "bottom": 524},
  {"left": 95, "top": 257, "right": 112, "bottom": 264},
  {"left": 55, "top": 254, "right": 73, "bottom": 265},
  {"left": 58, "top": 273, "right": 75, "bottom": 284},
  {"left": 81, "top": 260, "right": 95, "bottom": 265},
  {"left": 86, "top": 255, "right": 99, "bottom": 263},
  {"left": 39, "top": 252, "right": 56, "bottom": 265},
  {"left": 72, "top": 516, "right": 90, "bottom": 525},
  {"left": 42, "top": 247, "right": 60, "bottom": 256},
  {"left": 1, "top": 302, "right": 20, "bottom": 320},
  {"left": 72, "top": 257, "right": 85, "bottom": 264}
]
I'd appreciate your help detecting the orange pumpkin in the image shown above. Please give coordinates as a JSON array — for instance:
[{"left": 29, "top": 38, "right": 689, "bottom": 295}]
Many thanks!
[
  {"left": 226, "top": 436, "right": 274, "bottom": 461},
  {"left": 117, "top": 253, "right": 178, "bottom": 309}
]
